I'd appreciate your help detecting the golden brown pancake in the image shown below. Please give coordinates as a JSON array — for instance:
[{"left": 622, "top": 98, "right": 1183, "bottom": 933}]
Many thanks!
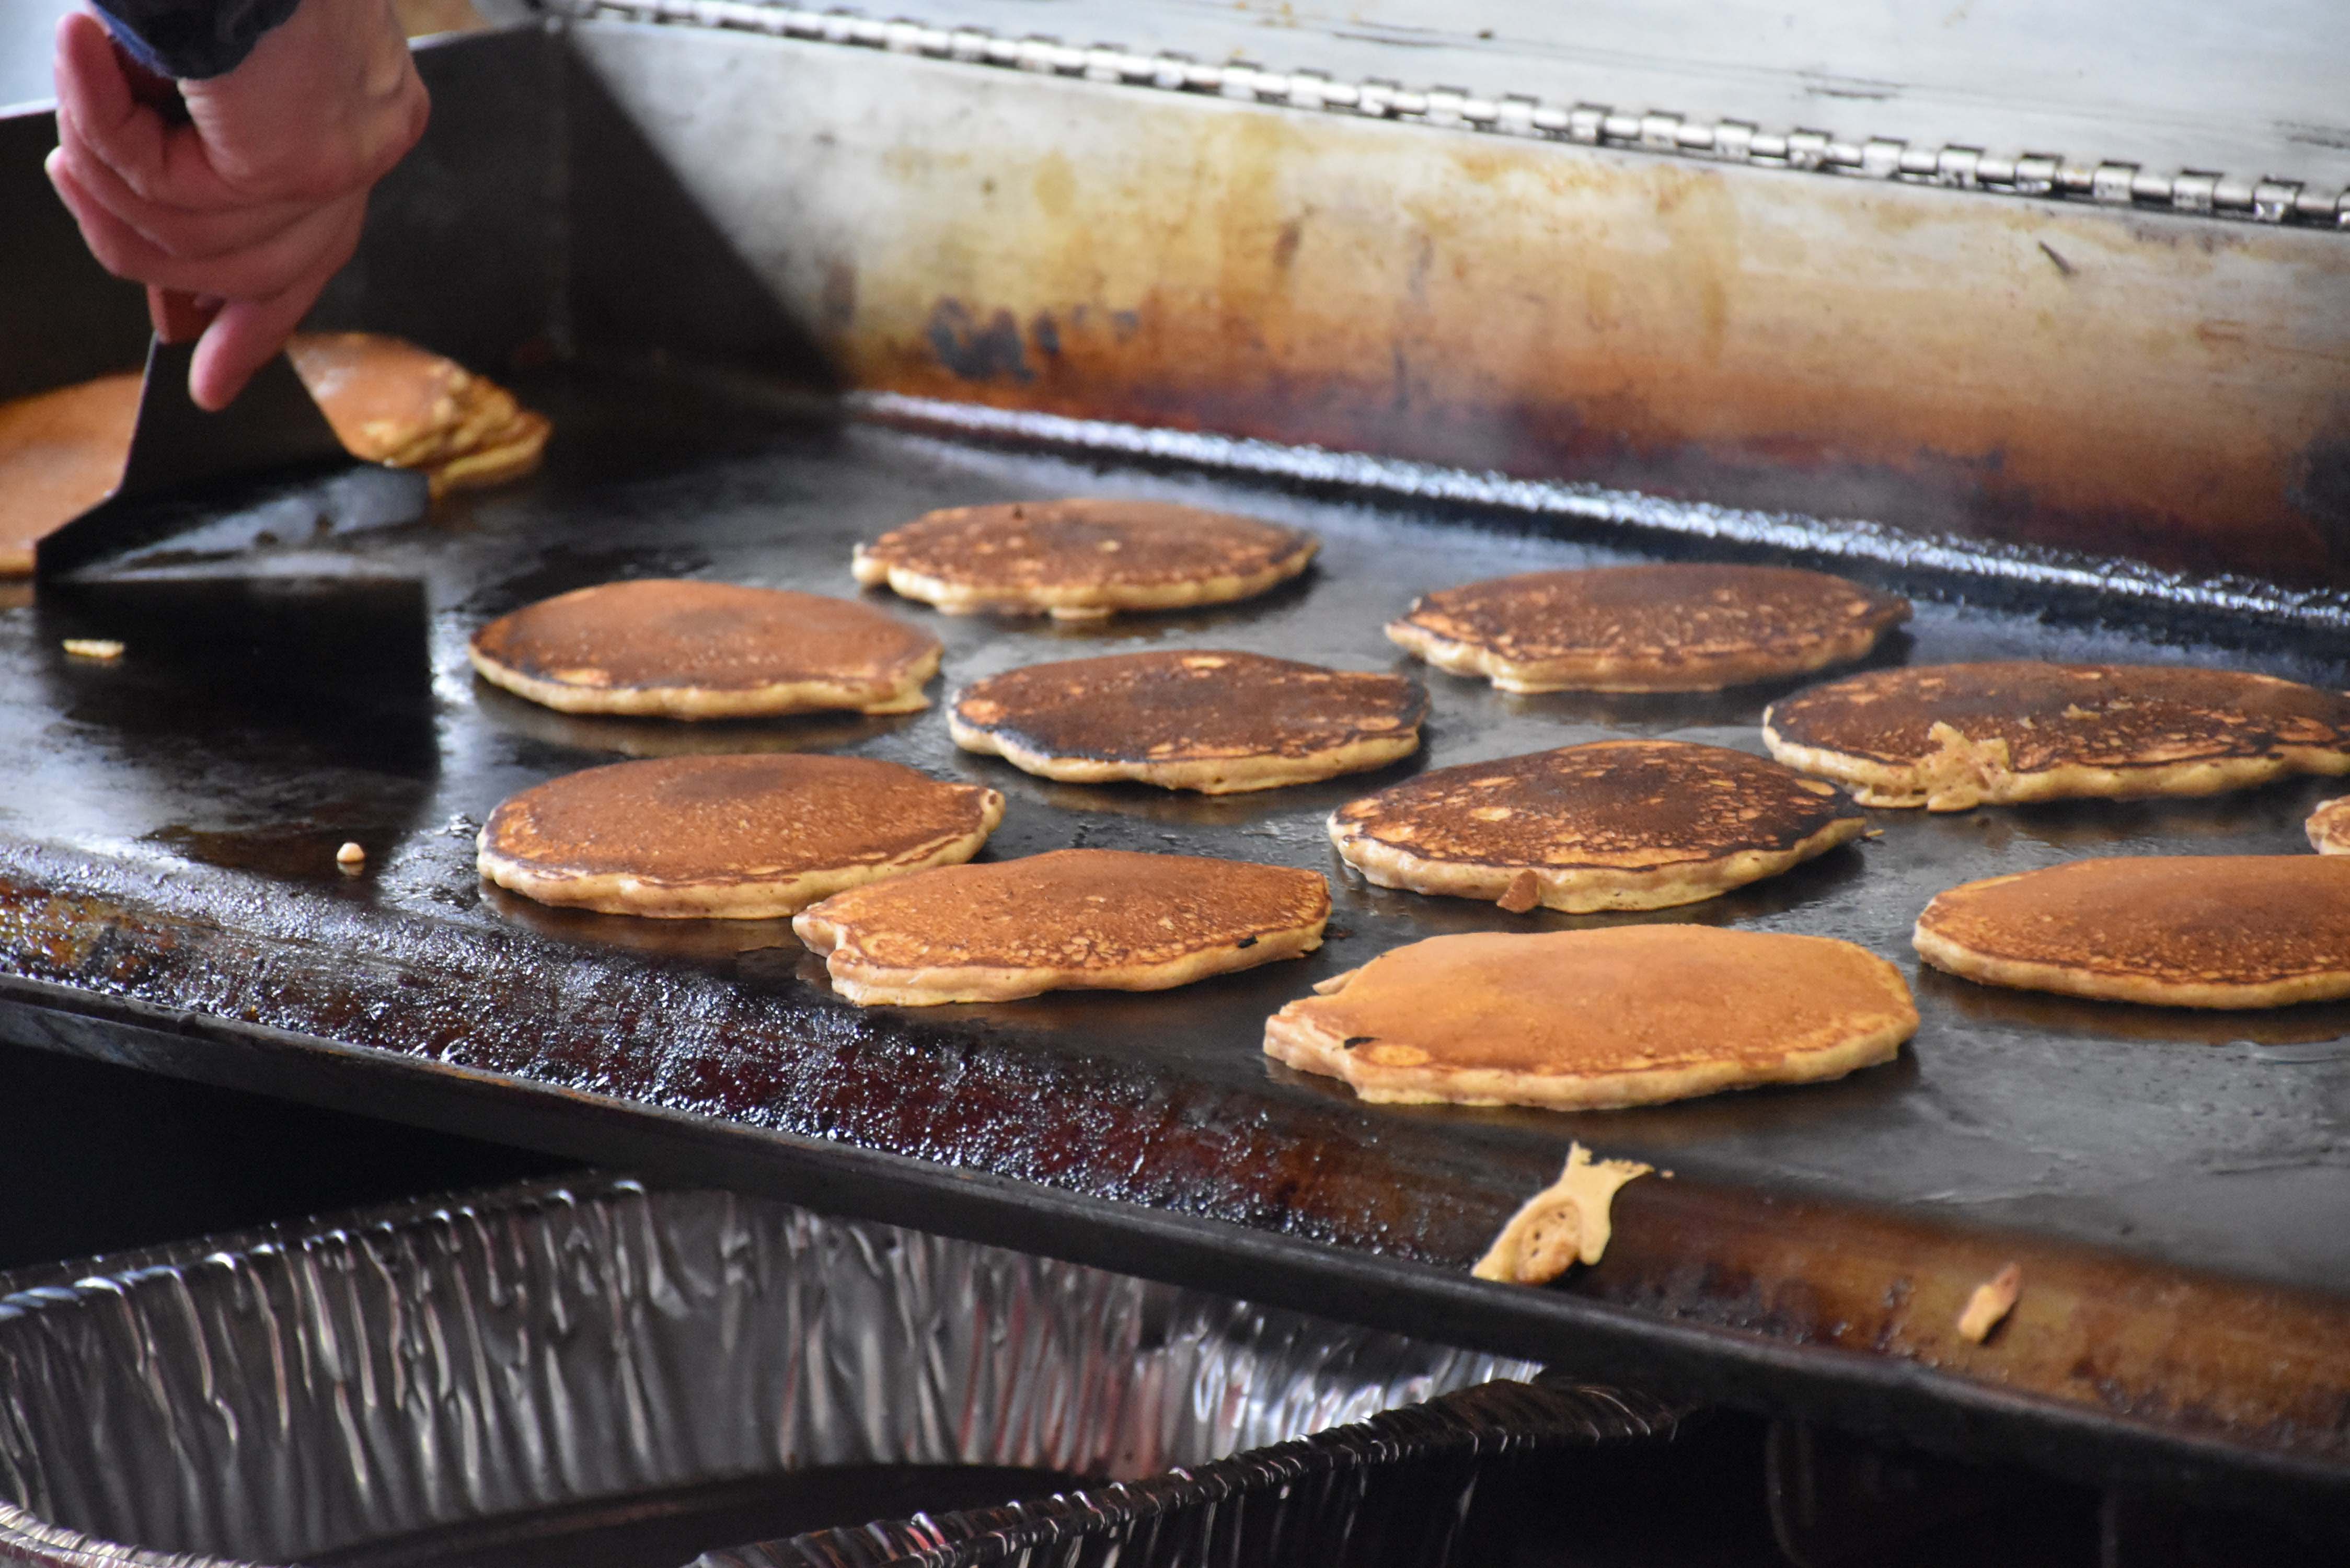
[
  {"left": 2310, "top": 796, "right": 2350, "bottom": 855},
  {"left": 1913, "top": 856, "right": 2350, "bottom": 1008},
  {"left": 0, "top": 335, "right": 545, "bottom": 574},
  {"left": 1264, "top": 926, "right": 1915, "bottom": 1110},
  {"left": 478, "top": 754, "right": 1003, "bottom": 918},
  {"left": 287, "top": 332, "right": 549, "bottom": 499},
  {"left": 793, "top": 848, "right": 1329, "bottom": 1005},
  {"left": 0, "top": 373, "right": 140, "bottom": 575},
  {"left": 951, "top": 650, "right": 1426, "bottom": 793},
  {"left": 1764, "top": 662, "right": 2350, "bottom": 811},
  {"left": 1386, "top": 564, "right": 1909, "bottom": 693},
  {"left": 852, "top": 499, "right": 1317, "bottom": 619},
  {"left": 471, "top": 580, "right": 943, "bottom": 719},
  {"left": 1330, "top": 740, "right": 1865, "bottom": 912}
]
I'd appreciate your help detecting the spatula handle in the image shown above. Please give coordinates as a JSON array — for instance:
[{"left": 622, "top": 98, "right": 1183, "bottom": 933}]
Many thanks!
[{"left": 147, "top": 286, "right": 220, "bottom": 344}]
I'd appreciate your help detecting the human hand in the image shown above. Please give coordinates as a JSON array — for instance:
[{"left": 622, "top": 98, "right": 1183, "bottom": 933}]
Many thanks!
[{"left": 46, "top": 0, "right": 429, "bottom": 410}]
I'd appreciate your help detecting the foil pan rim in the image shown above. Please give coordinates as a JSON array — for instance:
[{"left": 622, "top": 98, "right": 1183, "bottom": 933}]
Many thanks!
[{"left": 0, "top": 1174, "right": 1612, "bottom": 1568}]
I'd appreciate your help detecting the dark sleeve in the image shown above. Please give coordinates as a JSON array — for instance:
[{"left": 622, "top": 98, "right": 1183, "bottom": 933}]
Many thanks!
[{"left": 93, "top": 0, "right": 304, "bottom": 80}]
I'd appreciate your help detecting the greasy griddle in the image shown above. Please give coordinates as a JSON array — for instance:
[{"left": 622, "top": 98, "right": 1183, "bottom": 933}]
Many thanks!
[{"left": 2, "top": 366, "right": 2347, "bottom": 1506}]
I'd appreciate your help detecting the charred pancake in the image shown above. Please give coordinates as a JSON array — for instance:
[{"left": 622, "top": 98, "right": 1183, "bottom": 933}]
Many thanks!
[
  {"left": 1914, "top": 856, "right": 2350, "bottom": 1008},
  {"left": 1330, "top": 740, "right": 1865, "bottom": 912},
  {"left": 471, "top": 580, "right": 943, "bottom": 719},
  {"left": 793, "top": 848, "right": 1329, "bottom": 1005},
  {"left": 951, "top": 650, "right": 1426, "bottom": 793},
  {"left": 1764, "top": 662, "right": 2350, "bottom": 811},
  {"left": 1386, "top": 564, "right": 1909, "bottom": 693},
  {"left": 0, "top": 336, "right": 545, "bottom": 574},
  {"left": 287, "top": 332, "right": 549, "bottom": 499},
  {"left": 2310, "top": 796, "right": 2350, "bottom": 854},
  {"left": 852, "top": 499, "right": 1317, "bottom": 619},
  {"left": 0, "top": 373, "right": 140, "bottom": 575},
  {"left": 478, "top": 754, "right": 1002, "bottom": 918},
  {"left": 1265, "top": 926, "right": 1915, "bottom": 1110}
]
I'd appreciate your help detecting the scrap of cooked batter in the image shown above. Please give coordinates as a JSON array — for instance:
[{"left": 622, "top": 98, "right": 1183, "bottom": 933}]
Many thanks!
[
  {"left": 1474, "top": 1144, "right": 1655, "bottom": 1285},
  {"left": 1956, "top": 1263, "right": 2024, "bottom": 1345}
]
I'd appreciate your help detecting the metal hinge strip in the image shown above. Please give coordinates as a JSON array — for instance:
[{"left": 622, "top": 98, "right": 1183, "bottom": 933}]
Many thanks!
[{"left": 543, "top": 0, "right": 2349, "bottom": 231}]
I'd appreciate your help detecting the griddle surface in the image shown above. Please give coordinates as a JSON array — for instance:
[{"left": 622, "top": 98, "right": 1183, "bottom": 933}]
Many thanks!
[{"left": 4, "top": 367, "right": 2348, "bottom": 1486}]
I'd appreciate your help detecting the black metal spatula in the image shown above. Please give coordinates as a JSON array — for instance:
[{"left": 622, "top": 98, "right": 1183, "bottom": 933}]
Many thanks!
[{"left": 34, "top": 290, "right": 430, "bottom": 580}]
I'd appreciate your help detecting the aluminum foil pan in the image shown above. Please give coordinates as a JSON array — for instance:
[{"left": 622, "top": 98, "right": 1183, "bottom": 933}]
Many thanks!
[
  {"left": 0, "top": 1175, "right": 1676, "bottom": 1568},
  {"left": 727, "top": 1376, "right": 1682, "bottom": 1568}
]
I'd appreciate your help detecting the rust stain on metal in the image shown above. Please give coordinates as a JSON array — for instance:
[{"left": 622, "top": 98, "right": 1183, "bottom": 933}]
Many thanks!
[
  {"left": 798, "top": 84, "right": 2350, "bottom": 584},
  {"left": 1582, "top": 1179, "right": 2350, "bottom": 1462}
]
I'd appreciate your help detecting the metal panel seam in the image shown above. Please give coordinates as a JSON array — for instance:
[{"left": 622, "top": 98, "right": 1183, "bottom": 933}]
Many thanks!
[{"left": 536, "top": 0, "right": 2349, "bottom": 229}]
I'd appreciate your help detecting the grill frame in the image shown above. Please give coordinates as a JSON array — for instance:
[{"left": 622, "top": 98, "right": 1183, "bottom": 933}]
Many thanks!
[{"left": 3, "top": 22, "right": 2349, "bottom": 1520}]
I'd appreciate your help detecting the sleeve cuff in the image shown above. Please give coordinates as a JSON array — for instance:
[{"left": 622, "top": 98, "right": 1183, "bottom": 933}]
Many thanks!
[{"left": 91, "top": 0, "right": 305, "bottom": 81}]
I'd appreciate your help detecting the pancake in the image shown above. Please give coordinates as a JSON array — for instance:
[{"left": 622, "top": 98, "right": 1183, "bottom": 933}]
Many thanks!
[
  {"left": 471, "top": 580, "right": 943, "bottom": 719},
  {"left": 2310, "top": 796, "right": 2350, "bottom": 854},
  {"left": 852, "top": 499, "right": 1317, "bottom": 619},
  {"left": 1330, "top": 740, "right": 1864, "bottom": 912},
  {"left": 0, "top": 336, "right": 545, "bottom": 574},
  {"left": 951, "top": 650, "right": 1426, "bottom": 793},
  {"left": 1913, "top": 856, "right": 2350, "bottom": 1008},
  {"left": 1386, "top": 564, "right": 1909, "bottom": 693},
  {"left": 287, "top": 332, "right": 549, "bottom": 499},
  {"left": 478, "top": 754, "right": 1002, "bottom": 918},
  {"left": 792, "top": 848, "right": 1329, "bottom": 1005},
  {"left": 1264, "top": 926, "right": 1915, "bottom": 1110},
  {"left": 1764, "top": 662, "right": 2350, "bottom": 811},
  {"left": 0, "top": 373, "right": 140, "bottom": 575}
]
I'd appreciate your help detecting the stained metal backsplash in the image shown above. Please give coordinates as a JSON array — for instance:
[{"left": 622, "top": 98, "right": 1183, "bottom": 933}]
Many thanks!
[{"left": 560, "top": 20, "right": 2350, "bottom": 589}]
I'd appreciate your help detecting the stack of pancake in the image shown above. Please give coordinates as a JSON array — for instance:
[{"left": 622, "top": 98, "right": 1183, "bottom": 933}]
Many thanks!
[
  {"left": 0, "top": 332, "right": 547, "bottom": 573},
  {"left": 286, "top": 333, "right": 549, "bottom": 499}
]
